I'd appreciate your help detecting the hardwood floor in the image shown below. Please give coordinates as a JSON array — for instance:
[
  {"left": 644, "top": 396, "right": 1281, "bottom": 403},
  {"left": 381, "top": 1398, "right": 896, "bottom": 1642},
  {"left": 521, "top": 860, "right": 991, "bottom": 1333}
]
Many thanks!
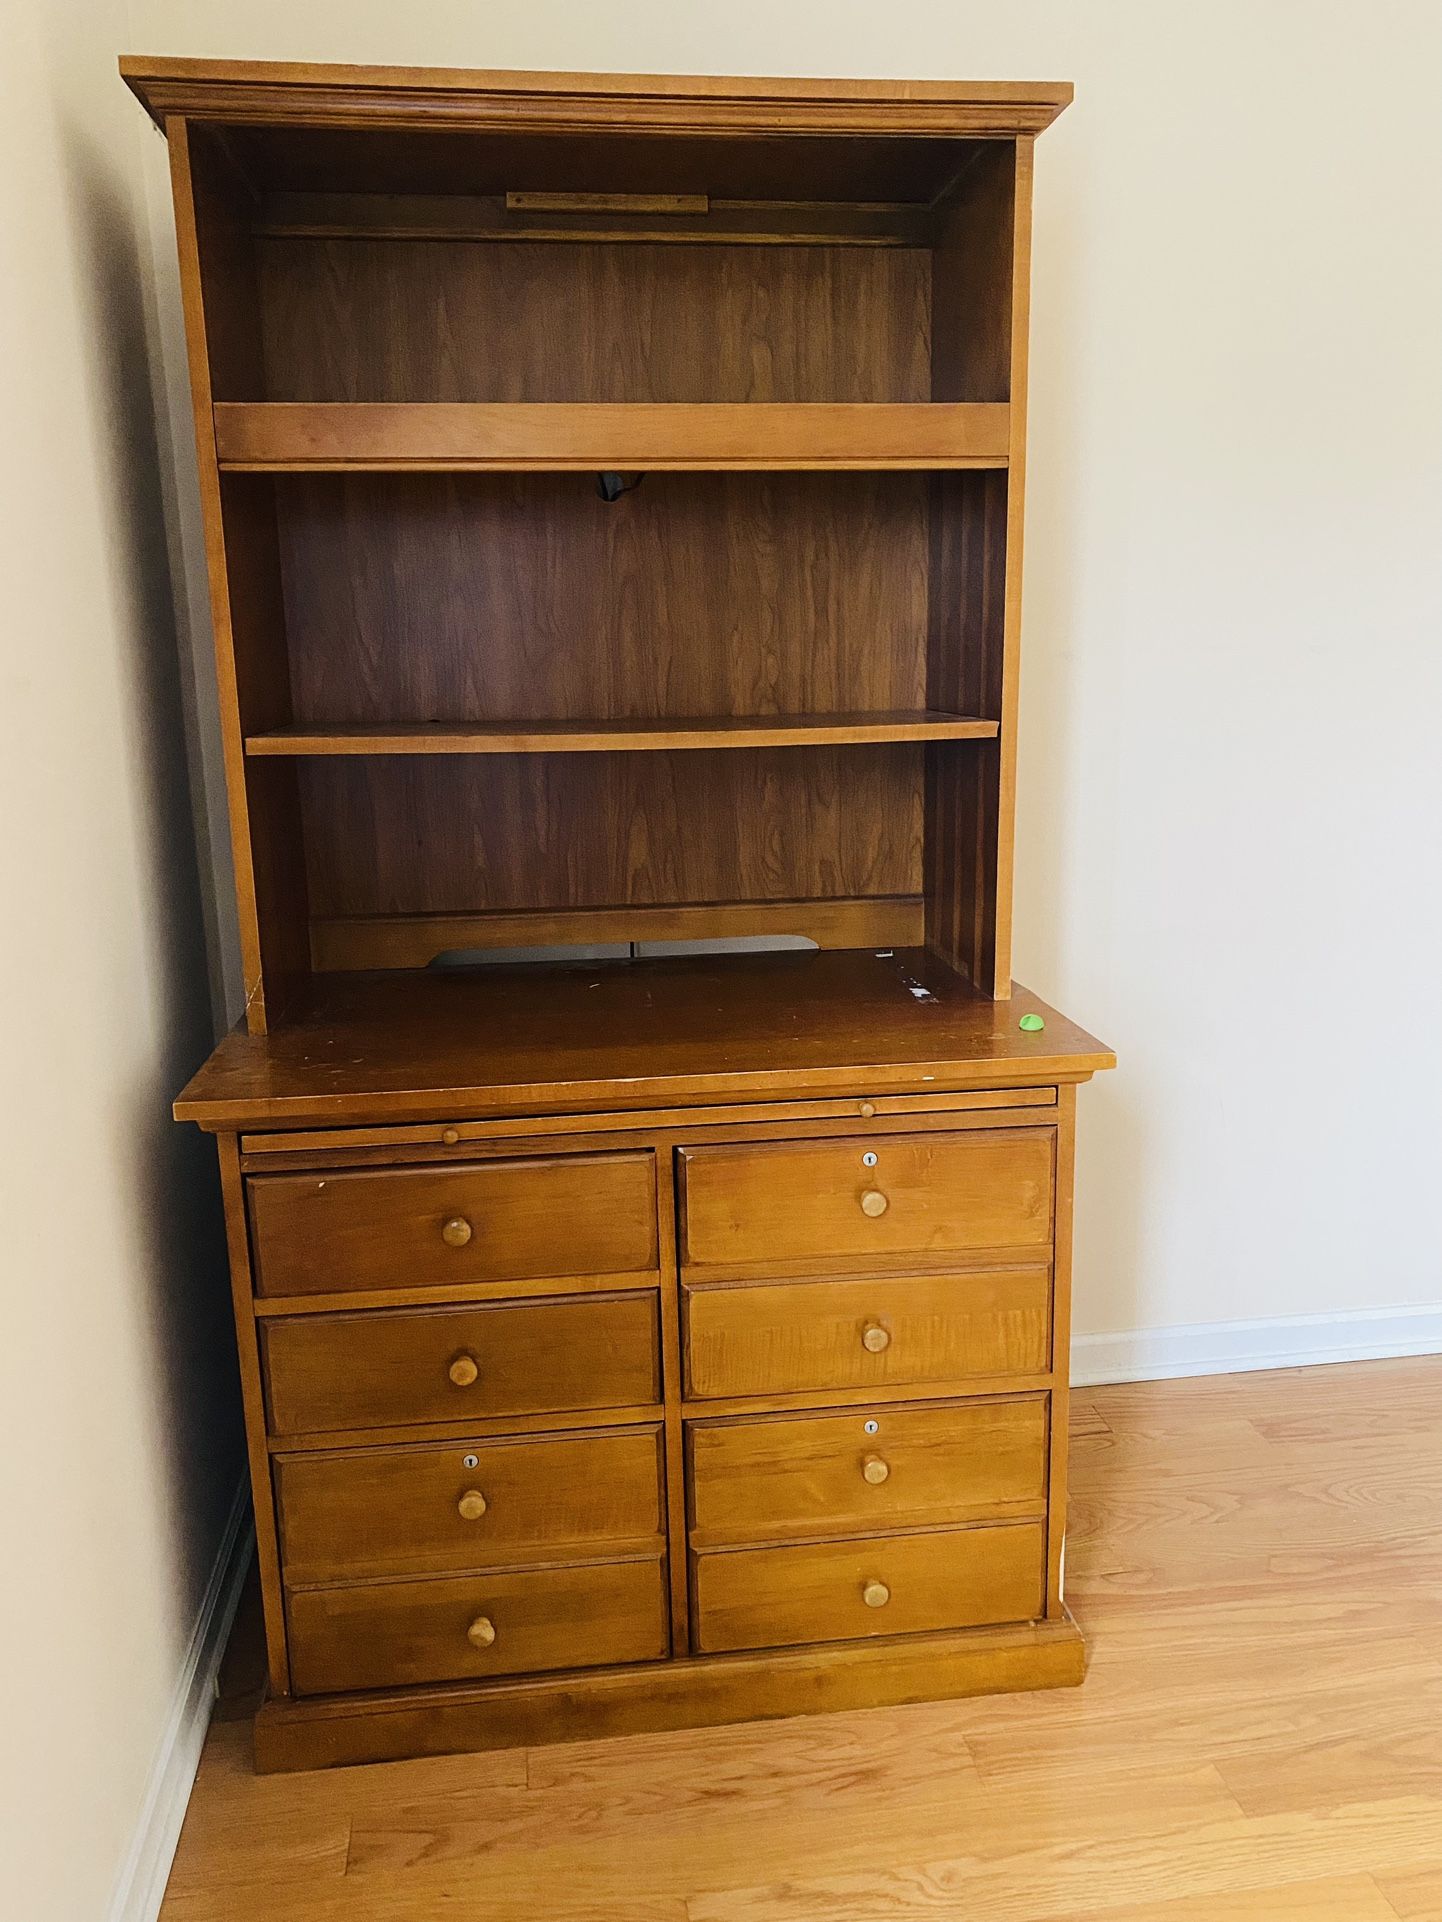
[{"left": 161, "top": 1356, "right": 1442, "bottom": 1921}]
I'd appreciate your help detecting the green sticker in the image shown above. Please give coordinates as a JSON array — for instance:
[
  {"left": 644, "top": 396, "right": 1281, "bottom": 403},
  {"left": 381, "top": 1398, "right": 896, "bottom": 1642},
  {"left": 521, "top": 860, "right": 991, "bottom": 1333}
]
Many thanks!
[{"left": 1018, "top": 1013, "right": 1045, "bottom": 1033}]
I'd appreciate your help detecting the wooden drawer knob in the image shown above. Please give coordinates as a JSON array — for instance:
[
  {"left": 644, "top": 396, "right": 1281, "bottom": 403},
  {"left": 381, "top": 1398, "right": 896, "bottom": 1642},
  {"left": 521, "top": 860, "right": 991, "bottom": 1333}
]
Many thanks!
[
  {"left": 441, "top": 1216, "right": 473, "bottom": 1248},
  {"left": 861, "top": 1454, "right": 891, "bottom": 1485},
  {"left": 457, "top": 1489, "right": 488, "bottom": 1521},
  {"left": 441, "top": 1128, "right": 460, "bottom": 1146},
  {"left": 448, "top": 1352, "right": 480, "bottom": 1388},
  {"left": 859, "top": 1189, "right": 888, "bottom": 1218},
  {"left": 466, "top": 1615, "right": 497, "bottom": 1650},
  {"left": 859, "top": 1101, "right": 877, "bottom": 1118},
  {"left": 860, "top": 1322, "right": 892, "bottom": 1354},
  {"left": 862, "top": 1580, "right": 891, "bottom": 1609}
]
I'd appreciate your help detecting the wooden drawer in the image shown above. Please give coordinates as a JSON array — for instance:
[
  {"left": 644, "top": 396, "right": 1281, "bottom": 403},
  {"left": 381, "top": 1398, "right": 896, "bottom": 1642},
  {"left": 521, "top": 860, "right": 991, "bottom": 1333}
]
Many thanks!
[
  {"left": 693, "top": 1521, "right": 1045, "bottom": 1654},
  {"left": 262, "top": 1293, "right": 660, "bottom": 1437},
  {"left": 287, "top": 1555, "right": 668, "bottom": 1694},
  {"left": 277, "top": 1427, "right": 665, "bottom": 1585},
  {"left": 688, "top": 1397, "right": 1048, "bottom": 1549},
  {"left": 683, "top": 1269, "right": 1050, "bottom": 1400},
  {"left": 678, "top": 1129, "right": 1053, "bottom": 1272},
  {"left": 248, "top": 1152, "right": 657, "bottom": 1297}
]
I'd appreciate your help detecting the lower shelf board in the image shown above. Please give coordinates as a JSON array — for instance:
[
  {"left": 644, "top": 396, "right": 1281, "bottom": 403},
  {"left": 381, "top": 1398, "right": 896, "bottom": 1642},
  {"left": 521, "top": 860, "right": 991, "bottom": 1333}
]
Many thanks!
[{"left": 252, "top": 1608, "right": 1085, "bottom": 1772}]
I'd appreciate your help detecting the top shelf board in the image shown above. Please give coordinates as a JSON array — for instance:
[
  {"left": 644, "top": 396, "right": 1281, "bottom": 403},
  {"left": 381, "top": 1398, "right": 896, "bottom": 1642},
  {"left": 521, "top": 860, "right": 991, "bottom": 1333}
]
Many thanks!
[{"left": 213, "top": 403, "right": 1012, "bottom": 473}]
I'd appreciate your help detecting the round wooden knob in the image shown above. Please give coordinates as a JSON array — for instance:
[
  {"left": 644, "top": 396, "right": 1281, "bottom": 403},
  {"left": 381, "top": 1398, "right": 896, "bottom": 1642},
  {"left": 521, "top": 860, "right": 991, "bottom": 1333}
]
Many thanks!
[
  {"left": 860, "top": 1322, "right": 892, "bottom": 1354},
  {"left": 466, "top": 1615, "right": 497, "bottom": 1649},
  {"left": 448, "top": 1352, "right": 480, "bottom": 1387},
  {"left": 862, "top": 1580, "right": 891, "bottom": 1609},
  {"left": 457, "top": 1489, "right": 488, "bottom": 1521},
  {"left": 441, "top": 1216, "right": 473, "bottom": 1247},
  {"left": 862, "top": 1455, "right": 891, "bottom": 1485},
  {"left": 441, "top": 1128, "right": 460, "bottom": 1146},
  {"left": 859, "top": 1101, "right": 877, "bottom": 1118},
  {"left": 859, "top": 1189, "right": 888, "bottom": 1218}
]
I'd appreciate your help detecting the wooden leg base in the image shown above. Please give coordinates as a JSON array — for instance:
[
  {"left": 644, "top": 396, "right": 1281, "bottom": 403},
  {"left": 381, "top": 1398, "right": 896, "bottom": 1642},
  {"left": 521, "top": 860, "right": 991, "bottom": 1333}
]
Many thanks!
[{"left": 252, "top": 1611, "right": 1086, "bottom": 1773}]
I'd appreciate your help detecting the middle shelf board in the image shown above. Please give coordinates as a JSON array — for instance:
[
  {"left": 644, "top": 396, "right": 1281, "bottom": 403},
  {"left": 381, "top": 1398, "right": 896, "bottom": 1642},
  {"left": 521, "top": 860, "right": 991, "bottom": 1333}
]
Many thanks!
[
  {"left": 212, "top": 402, "right": 1011, "bottom": 472},
  {"left": 244, "top": 713, "right": 1000, "bottom": 757}
]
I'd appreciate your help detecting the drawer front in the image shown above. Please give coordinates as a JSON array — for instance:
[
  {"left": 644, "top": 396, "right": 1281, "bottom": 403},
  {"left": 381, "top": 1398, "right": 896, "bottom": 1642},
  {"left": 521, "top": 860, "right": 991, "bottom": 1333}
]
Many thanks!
[
  {"left": 287, "top": 1556, "right": 668, "bottom": 1694},
  {"left": 249, "top": 1152, "right": 657, "bottom": 1297},
  {"left": 679, "top": 1129, "right": 1053, "bottom": 1272},
  {"left": 277, "top": 1427, "right": 666, "bottom": 1585},
  {"left": 693, "top": 1521, "right": 1045, "bottom": 1655},
  {"left": 262, "top": 1293, "right": 660, "bottom": 1436},
  {"left": 688, "top": 1397, "right": 1048, "bottom": 1549},
  {"left": 684, "top": 1269, "right": 1050, "bottom": 1400}
]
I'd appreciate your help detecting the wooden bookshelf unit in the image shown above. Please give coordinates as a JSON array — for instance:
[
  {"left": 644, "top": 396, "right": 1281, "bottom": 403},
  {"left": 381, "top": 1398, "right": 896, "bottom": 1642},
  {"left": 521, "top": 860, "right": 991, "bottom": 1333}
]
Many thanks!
[{"left": 126, "top": 55, "right": 1114, "bottom": 1772}]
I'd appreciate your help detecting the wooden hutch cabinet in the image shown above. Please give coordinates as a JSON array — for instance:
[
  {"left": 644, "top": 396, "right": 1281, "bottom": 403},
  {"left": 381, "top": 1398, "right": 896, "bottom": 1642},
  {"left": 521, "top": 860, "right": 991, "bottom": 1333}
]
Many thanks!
[{"left": 123, "top": 55, "right": 1113, "bottom": 1771}]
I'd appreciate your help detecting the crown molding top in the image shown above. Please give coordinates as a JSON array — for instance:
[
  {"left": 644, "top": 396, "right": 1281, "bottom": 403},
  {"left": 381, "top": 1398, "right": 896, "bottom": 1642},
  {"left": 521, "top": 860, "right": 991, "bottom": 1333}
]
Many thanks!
[{"left": 120, "top": 55, "right": 1073, "bottom": 138}]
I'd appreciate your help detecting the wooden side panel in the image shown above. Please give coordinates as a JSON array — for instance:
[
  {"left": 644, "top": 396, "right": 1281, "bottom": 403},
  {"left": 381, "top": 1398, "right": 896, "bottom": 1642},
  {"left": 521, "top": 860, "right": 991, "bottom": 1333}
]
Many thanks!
[
  {"left": 924, "top": 139, "right": 1033, "bottom": 998},
  {"left": 168, "top": 120, "right": 309, "bottom": 1029},
  {"left": 256, "top": 238, "right": 932, "bottom": 402},
  {"left": 924, "top": 468, "right": 1008, "bottom": 991}
]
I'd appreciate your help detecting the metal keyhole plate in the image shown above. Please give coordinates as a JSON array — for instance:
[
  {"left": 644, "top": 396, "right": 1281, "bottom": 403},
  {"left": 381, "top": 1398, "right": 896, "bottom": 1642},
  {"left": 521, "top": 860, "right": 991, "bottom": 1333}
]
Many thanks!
[
  {"left": 863, "top": 1420, "right": 880, "bottom": 1435},
  {"left": 462, "top": 1454, "right": 479, "bottom": 1469},
  {"left": 862, "top": 1151, "right": 878, "bottom": 1168}
]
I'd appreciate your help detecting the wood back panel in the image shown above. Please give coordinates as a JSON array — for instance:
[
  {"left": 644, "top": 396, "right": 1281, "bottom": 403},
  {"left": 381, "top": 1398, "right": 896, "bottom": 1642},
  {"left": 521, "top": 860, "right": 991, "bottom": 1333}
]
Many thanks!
[
  {"left": 275, "top": 471, "right": 929, "bottom": 726},
  {"left": 257, "top": 238, "right": 931, "bottom": 403},
  {"left": 297, "top": 745, "right": 924, "bottom": 921}
]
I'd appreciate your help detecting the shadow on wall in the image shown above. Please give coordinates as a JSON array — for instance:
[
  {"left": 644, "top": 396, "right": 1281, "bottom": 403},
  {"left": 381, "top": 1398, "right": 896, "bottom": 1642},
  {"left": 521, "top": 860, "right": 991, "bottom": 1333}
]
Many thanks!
[{"left": 59, "top": 99, "right": 246, "bottom": 1583}]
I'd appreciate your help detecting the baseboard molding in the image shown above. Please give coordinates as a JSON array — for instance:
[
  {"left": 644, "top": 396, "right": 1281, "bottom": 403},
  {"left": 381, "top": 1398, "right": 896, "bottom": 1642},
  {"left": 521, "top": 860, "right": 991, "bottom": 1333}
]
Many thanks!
[
  {"left": 105, "top": 1481, "right": 253, "bottom": 1922},
  {"left": 1072, "top": 1304, "right": 1442, "bottom": 1386}
]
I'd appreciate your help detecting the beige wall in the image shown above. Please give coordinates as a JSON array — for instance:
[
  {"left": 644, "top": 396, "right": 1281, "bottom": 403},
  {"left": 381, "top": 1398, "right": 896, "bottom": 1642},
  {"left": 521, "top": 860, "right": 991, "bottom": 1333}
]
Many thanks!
[{"left": 0, "top": 5, "right": 242, "bottom": 1919}]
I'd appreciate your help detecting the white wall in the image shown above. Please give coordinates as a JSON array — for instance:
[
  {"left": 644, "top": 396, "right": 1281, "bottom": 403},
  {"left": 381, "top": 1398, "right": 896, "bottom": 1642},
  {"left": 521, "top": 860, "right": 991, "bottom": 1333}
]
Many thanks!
[
  {"left": 0, "top": 5, "right": 244, "bottom": 1919},
  {"left": 132, "top": 0, "right": 1442, "bottom": 1346}
]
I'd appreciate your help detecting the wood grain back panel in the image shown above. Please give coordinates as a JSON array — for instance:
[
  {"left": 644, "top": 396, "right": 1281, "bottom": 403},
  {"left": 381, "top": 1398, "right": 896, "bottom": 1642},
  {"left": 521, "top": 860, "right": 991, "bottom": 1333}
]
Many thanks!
[
  {"left": 248, "top": 1152, "right": 657, "bottom": 1295},
  {"left": 275, "top": 471, "right": 929, "bottom": 726},
  {"left": 297, "top": 746, "right": 924, "bottom": 920},
  {"left": 687, "top": 1396, "right": 1048, "bottom": 1549},
  {"left": 276, "top": 1426, "right": 665, "bottom": 1583},
  {"left": 692, "top": 1519, "right": 1046, "bottom": 1654},
  {"left": 257, "top": 239, "right": 932, "bottom": 403}
]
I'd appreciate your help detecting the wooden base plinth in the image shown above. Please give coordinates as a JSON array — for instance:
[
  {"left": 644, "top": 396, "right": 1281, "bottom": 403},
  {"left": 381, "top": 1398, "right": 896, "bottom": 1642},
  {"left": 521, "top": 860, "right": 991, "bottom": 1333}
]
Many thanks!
[{"left": 253, "top": 1611, "right": 1085, "bottom": 1773}]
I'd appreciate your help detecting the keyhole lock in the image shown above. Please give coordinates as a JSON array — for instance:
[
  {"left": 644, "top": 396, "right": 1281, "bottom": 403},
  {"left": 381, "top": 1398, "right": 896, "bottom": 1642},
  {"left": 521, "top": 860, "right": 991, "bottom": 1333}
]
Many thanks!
[
  {"left": 863, "top": 1419, "right": 880, "bottom": 1435},
  {"left": 861, "top": 1151, "right": 878, "bottom": 1168},
  {"left": 462, "top": 1454, "right": 479, "bottom": 1469}
]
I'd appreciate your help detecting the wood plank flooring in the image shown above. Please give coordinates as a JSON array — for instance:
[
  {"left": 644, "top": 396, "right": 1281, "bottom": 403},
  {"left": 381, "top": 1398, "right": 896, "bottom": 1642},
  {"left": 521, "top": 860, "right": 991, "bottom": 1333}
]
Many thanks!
[{"left": 161, "top": 1356, "right": 1442, "bottom": 1921}]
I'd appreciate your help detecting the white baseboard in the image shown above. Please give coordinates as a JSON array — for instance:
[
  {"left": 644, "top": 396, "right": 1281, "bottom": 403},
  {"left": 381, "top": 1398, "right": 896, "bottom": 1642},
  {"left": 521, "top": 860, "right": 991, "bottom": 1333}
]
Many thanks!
[
  {"left": 105, "top": 1482, "right": 254, "bottom": 1922},
  {"left": 1072, "top": 1304, "right": 1442, "bottom": 1386}
]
